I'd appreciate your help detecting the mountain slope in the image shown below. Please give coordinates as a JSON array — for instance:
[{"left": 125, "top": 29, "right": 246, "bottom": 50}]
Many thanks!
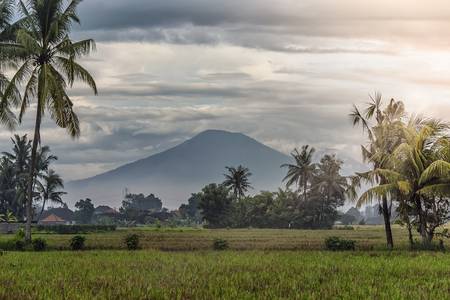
[{"left": 66, "top": 130, "right": 291, "bottom": 209}]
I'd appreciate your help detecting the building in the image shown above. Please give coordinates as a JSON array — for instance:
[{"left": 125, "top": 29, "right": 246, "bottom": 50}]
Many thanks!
[
  {"left": 39, "top": 207, "right": 75, "bottom": 225},
  {"left": 39, "top": 214, "right": 67, "bottom": 225}
]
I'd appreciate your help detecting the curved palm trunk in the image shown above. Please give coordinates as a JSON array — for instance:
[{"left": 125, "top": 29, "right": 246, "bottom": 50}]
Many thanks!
[
  {"left": 382, "top": 196, "right": 394, "bottom": 249},
  {"left": 25, "top": 101, "right": 42, "bottom": 243}
]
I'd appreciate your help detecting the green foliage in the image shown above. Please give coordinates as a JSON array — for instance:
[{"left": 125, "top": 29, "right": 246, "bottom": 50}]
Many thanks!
[
  {"left": 70, "top": 235, "right": 86, "bottom": 251},
  {"left": 34, "top": 224, "right": 116, "bottom": 234},
  {"left": 213, "top": 238, "right": 229, "bottom": 250},
  {"left": 74, "top": 199, "right": 95, "bottom": 224},
  {"left": 14, "top": 239, "right": 25, "bottom": 251},
  {"left": 222, "top": 165, "right": 252, "bottom": 199},
  {"left": 32, "top": 238, "right": 47, "bottom": 252},
  {"left": 325, "top": 236, "right": 356, "bottom": 251},
  {"left": 198, "top": 183, "right": 233, "bottom": 228},
  {"left": 124, "top": 234, "right": 140, "bottom": 250}
]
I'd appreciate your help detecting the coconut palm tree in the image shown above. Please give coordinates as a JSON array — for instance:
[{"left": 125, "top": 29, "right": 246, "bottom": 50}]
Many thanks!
[
  {"left": 349, "top": 94, "right": 405, "bottom": 249},
  {"left": 312, "top": 154, "right": 348, "bottom": 224},
  {"left": 223, "top": 165, "right": 253, "bottom": 199},
  {"left": 2, "top": 135, "right": 31, "bottom": 218},
  {"left": 36, "top": 169, "right": 66, "bottom": 221},
  {"left": 281, "top": 145, "right": 316, "bottom": 202},
  {"left": 358, "top": 119, "right": 450, "bottom": 245},
  {"left": 0, "top": 0, "right": 97, "bottom": 242}
]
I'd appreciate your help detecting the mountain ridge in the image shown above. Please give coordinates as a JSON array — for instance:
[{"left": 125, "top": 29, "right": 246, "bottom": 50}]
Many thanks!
[{"left": 65, "top": 129, "right": 366, "bottom": 209}]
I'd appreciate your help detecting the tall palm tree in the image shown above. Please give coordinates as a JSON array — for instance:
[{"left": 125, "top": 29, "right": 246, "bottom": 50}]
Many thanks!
[
  {"left": 281, "top": 145, "right": 316, "bottom": 202},
  {"left": 0, "top": 0, "right": 97, "bottom": 242},
  {"left": 36, "top": 169, "right": 66, "bottom": 221},
  {"left": 223, "top": 165, "right": 253, "bottom": 199},
  {"left": 349, "top": 94, "right": 405, "bottom": 249},
  {"left": 358, "top": 119, "right": 450, "bottom": 245}
]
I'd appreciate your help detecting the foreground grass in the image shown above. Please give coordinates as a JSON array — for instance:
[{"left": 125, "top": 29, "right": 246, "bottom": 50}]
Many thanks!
[
  {"left": 0, "top": 250, "right": 449, "bottom": 299},
  {"left": 4, "top": 225, "right": 426, "bottom": 251}
]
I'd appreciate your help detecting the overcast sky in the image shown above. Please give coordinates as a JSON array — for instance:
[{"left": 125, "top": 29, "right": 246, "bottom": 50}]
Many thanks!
[{"left": 2, "top": 0, "right": 450, "bottom": 181}]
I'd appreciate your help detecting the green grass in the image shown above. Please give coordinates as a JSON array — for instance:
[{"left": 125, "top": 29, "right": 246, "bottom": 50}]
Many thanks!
[
  {"left": 0, "top": 225, "right": 428, "bottom": 251},
  {"left": 1, "top": 250, "right": 450, "bottom": 299}
]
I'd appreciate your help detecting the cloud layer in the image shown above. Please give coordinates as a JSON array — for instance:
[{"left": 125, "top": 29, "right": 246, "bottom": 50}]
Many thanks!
[{"left": 2, "top": 1, "right": 450, "bottom": 200}]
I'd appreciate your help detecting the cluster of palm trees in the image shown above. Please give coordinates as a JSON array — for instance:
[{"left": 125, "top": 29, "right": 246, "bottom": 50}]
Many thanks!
[
  {"left": 282, "top": 146, "right": 348, "bottom": 213},
  {"left": 0, "top": 135, "right": 65, "bottom": 222},
  {"left": 350, "top": 94, "right": 450, "bottom": 248},
  {"left": 0, "top": 0, "right": 97, "bottom": 241}
]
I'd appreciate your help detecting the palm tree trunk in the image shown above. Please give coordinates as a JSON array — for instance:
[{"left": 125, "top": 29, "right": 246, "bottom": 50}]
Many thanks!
[
  {"left": 25, "top": 105, "right": 42, "bottom": 243},
  {"left": 37, "top": 198, "right": 47, "bottom": 223},
  {"left": 382, "top": 196, "right": 394, "bottom": 249}
]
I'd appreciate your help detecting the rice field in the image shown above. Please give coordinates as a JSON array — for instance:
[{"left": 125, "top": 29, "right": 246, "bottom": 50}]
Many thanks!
[
  {"left": 1, "top": 225, "right": 427, "bottom": 251},
  {"left": 1, "top": 250, "right": 450, "bottom": 299}
]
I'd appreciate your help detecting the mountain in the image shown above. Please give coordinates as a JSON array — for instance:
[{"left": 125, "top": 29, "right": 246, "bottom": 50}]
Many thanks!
[
  {"left": 65, "top": 130, "right": 292, "bottom": 209},
  {"left": 65, "top": 129, "right": 367, "bottom": 209}
]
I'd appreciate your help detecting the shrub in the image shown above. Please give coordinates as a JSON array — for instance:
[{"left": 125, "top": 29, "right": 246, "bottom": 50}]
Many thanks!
[
  {"left": 124, "top": 234, "right": 140, "bottom": 250},
  {"left": 14, "top": 239, "right": 26, "bottom": 251},
  {"left": 213, "top": 238, "right": 229, "bottom": 250},
  {"left": 34, "top": 224, "right": 116, "bottom": 234},
  {"left": 70, "top": 235, "right": 86, "bottom": 251},
  {"left": 325, "top": 236, "right": 356, "bottom": 251},
  {"left": 32, "top": 238, "right": 47, "bottom": 252},
  {"left": 334, "top": 225, "right": 354, "bottom": 231}
]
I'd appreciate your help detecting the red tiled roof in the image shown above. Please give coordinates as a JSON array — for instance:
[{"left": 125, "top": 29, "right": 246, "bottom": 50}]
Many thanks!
[{"left": 41, "top": 214, "right": 65, "bottom": 222}]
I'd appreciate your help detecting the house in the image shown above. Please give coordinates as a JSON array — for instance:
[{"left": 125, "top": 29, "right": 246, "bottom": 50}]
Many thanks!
[
  {"left": 39, "top": 207, "right": 75, "bottom": 225},
  {"left": 40, "top": 214, "right": 66, "bottom": 225}
]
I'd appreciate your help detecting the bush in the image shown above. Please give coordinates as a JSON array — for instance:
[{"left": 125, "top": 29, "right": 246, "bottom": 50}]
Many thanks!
[
  {"left": 34, "top": 224, "right": 116, "bottom": 234},
  {"left": 32, "top": 238, "right": 47, "bottom": 252},
  {"left": 70, "top": 235, "right": 86, "bottom": 251},
  {"left": 14, "top": 239, "right": 26, "bottom": 251},
  {"left": 325, "top": 236, "right": 356, "bottom": 251},
  {"left": 213, "top": 238, "right": 229, "bottom": 250},
  {"left": 124, "top": 234, "right": 140, "bottom": 250}
]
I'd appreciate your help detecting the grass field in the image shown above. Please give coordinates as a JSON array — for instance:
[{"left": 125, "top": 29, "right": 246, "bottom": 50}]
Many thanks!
[
  {"left": 0, "top": 225, "right": 429, "bottom": 251},
  {"left": 1, "top": 226, "right": 448, "bottom": 299},
  {"left": 1, "top": 250, "right": 449, "bottom": 299}
]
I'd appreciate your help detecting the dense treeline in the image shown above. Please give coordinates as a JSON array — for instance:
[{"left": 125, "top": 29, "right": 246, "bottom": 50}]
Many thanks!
[
  {"left": 0, "top": 135, "right": 64, "bottom": 222},
  {"left": 182, "top": 152, "right": 348, "bottom": 229}
]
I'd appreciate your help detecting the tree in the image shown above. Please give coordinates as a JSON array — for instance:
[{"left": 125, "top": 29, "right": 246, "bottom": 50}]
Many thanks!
[
  {"left": 2, "top": 135, "right": 31, "bottom": 217},
  {"left": 36, "top": 169, "right": 66, "bottom": 221},
  {"left": 349, "top": 94, "right": 405, "bottom": 249},
  {"left": 120, "top": 193, "right": 163, "bottom": 223},
  {"left": 223, "top": 165, "right": 252, "bottom": 199},
  {"left": 358, "top": 119, "right": 450, "bottom": 246},
  {"left": 74, "top": 198, "right": 95, "bottom": 224},
  {"left": 311, "top": 154, "right": 348, "bottom": 225},
  {"left": 198, "top": 183, "right": 233, "bottom": 228},
  {"left": 179, "top": 193, "right": 202, "bottom": 223},
  {"left": 0, "top": 0, "right": 97, "bottom": 242},
  {"left": 281, "top": 145, "right": 316, "bottom": 202}
]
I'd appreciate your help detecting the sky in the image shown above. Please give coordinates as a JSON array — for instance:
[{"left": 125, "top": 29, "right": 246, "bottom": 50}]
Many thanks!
[{"left": 2, "top": 0, "right": 450, "bottom": 181}]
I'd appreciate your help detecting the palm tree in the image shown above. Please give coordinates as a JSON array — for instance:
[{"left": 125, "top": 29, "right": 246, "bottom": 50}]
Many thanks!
[
  {"left": 2, "top": 135, "right": 31, "bottom": 218},
  {"left": 281, "top": 145, "right": 316, "bottom": 202},
  {"left": 223, "top": 165, "right": 253, "bottom": 199},
  {"left": 0, "top": 0, "right": 97, "bottom": 242},
  {"left": 349, "top": 94, "right": 405, "bottom": 249},
  {"left": 36, "top": 169, "right": 66, "bottom": 221},
  {"left": 312, "top": 154, "right": 348, "bottom": 224},
  {"left": 358, "top": 119, "right": 450, "bottom": 245}
]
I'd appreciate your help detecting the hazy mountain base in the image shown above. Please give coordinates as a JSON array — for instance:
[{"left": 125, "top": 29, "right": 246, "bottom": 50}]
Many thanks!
[{"left": 66, "top": 130, "right": 366, "bottom": 209}]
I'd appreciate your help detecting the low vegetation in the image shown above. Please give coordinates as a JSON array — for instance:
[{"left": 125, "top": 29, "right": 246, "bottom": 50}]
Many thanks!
[{"left": 0, "top": 250, "right": 449, "bottom": 299}]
